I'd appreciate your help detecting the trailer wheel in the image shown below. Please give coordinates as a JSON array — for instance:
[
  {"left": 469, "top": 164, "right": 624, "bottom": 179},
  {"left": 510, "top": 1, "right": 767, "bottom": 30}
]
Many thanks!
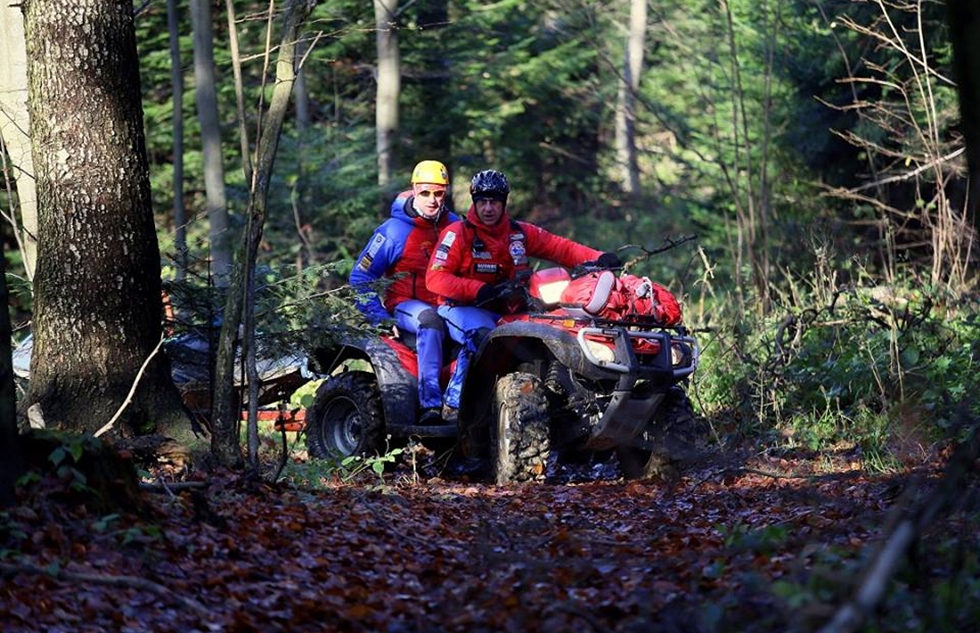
[
  {"left": 491, "top": 372, "right": 550, "bottom": 485},
  {"left": 306, "top": 371, "right": 384, "bottom": 460}
]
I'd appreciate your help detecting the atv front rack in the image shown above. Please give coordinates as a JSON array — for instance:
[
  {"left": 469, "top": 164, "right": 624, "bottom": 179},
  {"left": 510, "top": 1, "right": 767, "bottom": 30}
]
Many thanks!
[{"left": 575, "top": 326, "right": 699, "bottom": 378}]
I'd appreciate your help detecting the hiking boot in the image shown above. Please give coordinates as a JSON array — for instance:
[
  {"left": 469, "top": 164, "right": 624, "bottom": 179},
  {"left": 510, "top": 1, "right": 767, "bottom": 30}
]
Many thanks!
[
  {"left": 419, "top": 407, "right": 444, "bottom": 425},
  {"left": 441, "top": 404, "right": 459, "bottom": 424}
]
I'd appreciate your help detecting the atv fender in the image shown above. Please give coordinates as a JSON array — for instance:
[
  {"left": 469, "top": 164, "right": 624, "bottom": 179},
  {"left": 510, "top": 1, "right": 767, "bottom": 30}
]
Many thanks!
[
  {"left": 473, "top": 321, "right": 594, "bottom": 376},
  {"left": 457, "top": 321, "right": 671, "bottom": 454},
  {"left": 457, "top": 321, "right": 600, "bottom": 431},
  {"left": 309, "top": 335, "right": 419, "bottom": 426}
]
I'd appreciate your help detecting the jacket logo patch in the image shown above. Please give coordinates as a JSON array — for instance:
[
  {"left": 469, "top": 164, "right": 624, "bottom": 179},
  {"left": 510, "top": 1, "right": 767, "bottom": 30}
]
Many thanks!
[
  {"left": 474, "top": 262, "right": 499, "bottom": 275},
  {"left": 367, "top": 233, "right": 386, "bottom": 255}
]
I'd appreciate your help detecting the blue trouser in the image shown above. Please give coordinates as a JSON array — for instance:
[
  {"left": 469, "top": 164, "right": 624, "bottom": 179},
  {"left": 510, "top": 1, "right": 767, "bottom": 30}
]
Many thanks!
[
  {"left": 436, "top": 304, "right": 499, "bottom": 409},
  {"left": 393, "top": 300, "right": 446, "bottom": 410}
]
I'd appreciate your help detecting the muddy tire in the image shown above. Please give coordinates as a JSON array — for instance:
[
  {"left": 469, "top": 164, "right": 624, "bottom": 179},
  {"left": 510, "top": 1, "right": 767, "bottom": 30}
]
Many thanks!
[
  {"left": 306, "top": 371, "right": 384, "bottom": 460},
  {"left": 617, "top": 386, "right": 698, "bottom": 480},
  {"left": 491, "top": 372, "right": 550, "bottom": 485}
]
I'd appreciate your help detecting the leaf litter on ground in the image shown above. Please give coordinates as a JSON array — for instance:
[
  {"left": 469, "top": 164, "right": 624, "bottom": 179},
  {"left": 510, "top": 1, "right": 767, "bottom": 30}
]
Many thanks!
[{"left": 1, "top": 445, "right": 976, "bottom": 633}]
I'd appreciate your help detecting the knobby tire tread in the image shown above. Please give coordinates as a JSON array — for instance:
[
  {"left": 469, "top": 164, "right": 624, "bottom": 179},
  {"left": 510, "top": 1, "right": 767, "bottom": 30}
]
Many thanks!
[{"left": 492, "top": 372, "right": 550, "bottom": 485}]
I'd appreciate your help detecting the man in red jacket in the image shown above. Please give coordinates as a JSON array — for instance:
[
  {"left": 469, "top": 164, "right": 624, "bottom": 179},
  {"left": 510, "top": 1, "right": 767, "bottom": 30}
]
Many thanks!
[{"left": 426, "top": 169, "right": 621, "bottom": 422}]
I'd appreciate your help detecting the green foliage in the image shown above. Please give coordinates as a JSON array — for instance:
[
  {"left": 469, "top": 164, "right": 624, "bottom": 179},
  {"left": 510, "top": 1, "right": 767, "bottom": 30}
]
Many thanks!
[
  {"left": 0, "top": 507, "right": 30, "bottom": 560},
  {"left": 694, "top": 235, "right": 980, "bottom": 461},
  {"left": 339, "top": 448, "right": 406, "bottom": 484},
  {"left": 771, "top": 517, "right": 980, "bottom": 632},
  {"left": 122, "top": 0, "right": 964, "bottom": 298},
  {"left": 45, "top": 435, "right": 101, "bottom": 494},
  {"left": 282, "top": 439, "right": 406, "bottom": 489},
  {"left": 290, "top": 379, "right": 322, "bottom": 409},
  {"left": 719, "top": 521, "right": 789, "bottom": 553}
]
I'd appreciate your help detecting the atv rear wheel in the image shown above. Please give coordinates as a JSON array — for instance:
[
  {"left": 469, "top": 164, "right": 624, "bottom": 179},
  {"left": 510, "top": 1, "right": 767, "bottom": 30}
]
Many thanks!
[
  {"left": 616, "top": 386, "right": 698, "bottom": 480},
  {"left": 491, "top": 372, "right": 550, "bottom": 485},
  {"left": 306, "top": 371, "right": 385, "bottom": 459}
]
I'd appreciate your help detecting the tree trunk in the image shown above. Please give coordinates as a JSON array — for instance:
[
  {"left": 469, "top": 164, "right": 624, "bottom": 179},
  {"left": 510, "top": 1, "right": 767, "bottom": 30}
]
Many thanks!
[
  {"left": 374, "top": 0, "right": 400, "bottom": 193},
  {"left": 614, "top": 0, "right": 646, "bottom": 196},
  {"left": 947, "top": 0, "right": 980, "bottom": 231},
  {"left": 168, "top": 0, "right": 188, "bottom": 279},
  {"left": 23, "top": 0, "right": 188, "bottom": 439},
  {"left": 210, "top": 0, "right": 315, "bottom": 469},
  {"left": 291, "top": 44, "right": 315, "bottom": 272},
  {"left": 415, "top": 0, "right": 452, "bottom": 161},
  {"left": 0, "top": 4, "right": 38, "bottom": 281},
  {"left": 0, "top": 237, "right": 22, "bottom": 506},
  {"left": 191, "top": 0, "right": 232, "bottom": 284}
]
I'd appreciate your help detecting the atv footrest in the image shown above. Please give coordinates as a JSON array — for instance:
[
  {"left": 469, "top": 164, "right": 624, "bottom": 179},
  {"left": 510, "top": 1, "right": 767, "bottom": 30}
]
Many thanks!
[{"left": 387, "top": 424, "right": 457, "bottom": 438}]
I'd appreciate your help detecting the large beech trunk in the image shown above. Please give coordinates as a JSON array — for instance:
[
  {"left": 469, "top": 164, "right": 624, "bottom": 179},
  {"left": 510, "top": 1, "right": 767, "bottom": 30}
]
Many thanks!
[{"left": 23, "top": 0, "right": 187, "bottom": 438}]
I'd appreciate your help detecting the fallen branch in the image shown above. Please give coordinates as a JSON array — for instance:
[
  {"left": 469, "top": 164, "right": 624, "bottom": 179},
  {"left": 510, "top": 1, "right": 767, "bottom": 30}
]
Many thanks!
[
  {"left": 0, "top": 560, "right": 209, "bottom": 615},
  {"left": 95, "top": 333, "right": 166, "bottom": 438},
  {"left": 139, "top": 480, "right": 208, "bottom": 493},
  {"left": 819, "top": 420, "right": 980, "bottom": 633}
]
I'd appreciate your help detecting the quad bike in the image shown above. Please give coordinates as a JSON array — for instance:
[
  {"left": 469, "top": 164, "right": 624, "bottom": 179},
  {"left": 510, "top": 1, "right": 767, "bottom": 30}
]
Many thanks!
[{"left": 304, "top": 260, "right": 699, "bottom": 484}]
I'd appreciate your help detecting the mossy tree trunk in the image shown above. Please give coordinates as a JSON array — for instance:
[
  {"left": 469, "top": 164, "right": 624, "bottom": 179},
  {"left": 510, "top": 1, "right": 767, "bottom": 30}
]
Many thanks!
[{"left": 22, "top": 0, "right": 188, "bottom": 438}]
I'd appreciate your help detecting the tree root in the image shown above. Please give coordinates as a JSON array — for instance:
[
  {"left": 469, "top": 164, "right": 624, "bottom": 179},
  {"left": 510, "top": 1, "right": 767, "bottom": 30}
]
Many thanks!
[{"left": 0, "top": 561, "right": 209, "bottom": 615}]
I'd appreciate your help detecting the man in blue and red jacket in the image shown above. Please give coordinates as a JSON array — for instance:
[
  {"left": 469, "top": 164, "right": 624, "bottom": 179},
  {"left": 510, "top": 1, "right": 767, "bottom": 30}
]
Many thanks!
[
  {"left": 350, "top": 160, "right": 460, "bottom": 424},
  {"left": 426, "top": 169, "right": 621, "bottom": 423}
]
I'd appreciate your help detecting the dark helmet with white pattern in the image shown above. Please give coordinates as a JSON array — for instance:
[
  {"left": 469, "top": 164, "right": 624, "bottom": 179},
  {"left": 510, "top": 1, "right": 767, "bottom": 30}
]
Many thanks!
[{"left": 469, "top": 170, "right": 510, "bottom": 205}]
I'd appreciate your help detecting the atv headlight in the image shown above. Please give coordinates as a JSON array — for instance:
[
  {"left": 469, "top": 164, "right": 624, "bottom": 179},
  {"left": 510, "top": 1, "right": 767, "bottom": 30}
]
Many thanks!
[
  {"left": 584, "top": 338, "right": 616, "bottom": 364},
  {"left": 671, "top": 341, "right": 692, "bottom": 367}
]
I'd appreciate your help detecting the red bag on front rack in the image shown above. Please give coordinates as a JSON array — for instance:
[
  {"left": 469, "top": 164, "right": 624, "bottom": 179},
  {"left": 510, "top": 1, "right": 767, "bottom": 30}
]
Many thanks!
[
  {"left": 559, "top": 271, "right": 617, "bottom": 317},
  {"left": 560, "top": 272, "right": 682, "bottom": 325}
]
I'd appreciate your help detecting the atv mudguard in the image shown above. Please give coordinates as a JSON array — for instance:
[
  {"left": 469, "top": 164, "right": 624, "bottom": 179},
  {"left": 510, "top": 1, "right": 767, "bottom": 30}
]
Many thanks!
[
  {"left": 456, "top": 321, "right": 597, "bottom": 432},
  {"left": 309, "top": 335, "right": 419, "bottom": 426}
]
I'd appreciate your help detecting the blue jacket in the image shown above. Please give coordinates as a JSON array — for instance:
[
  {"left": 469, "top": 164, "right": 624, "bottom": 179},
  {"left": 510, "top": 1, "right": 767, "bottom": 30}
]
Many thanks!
[{"left": 350, "top": 191, "right": 460, "bottom": 324}]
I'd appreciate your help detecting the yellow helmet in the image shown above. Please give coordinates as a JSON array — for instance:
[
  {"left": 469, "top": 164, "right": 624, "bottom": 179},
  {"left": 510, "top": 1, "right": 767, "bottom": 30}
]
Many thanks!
[{"left": 411, "top": 160, "right": 449, "bottom": 185}]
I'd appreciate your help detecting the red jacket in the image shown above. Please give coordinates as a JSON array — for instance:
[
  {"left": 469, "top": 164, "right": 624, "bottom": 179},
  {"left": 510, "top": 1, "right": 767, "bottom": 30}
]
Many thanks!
[{"left": 427, "top": 207, "right": 602, "bottom": 305}]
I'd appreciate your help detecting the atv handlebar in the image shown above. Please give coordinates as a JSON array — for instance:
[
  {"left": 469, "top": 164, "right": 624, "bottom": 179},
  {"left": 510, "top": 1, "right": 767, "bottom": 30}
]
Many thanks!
[{"left": 570, "top": 260, "right": 620, "bottom": 279}]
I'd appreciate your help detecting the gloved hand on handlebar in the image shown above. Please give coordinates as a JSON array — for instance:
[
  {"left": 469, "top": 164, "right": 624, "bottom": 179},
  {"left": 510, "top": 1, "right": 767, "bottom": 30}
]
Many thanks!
[
  {"left": 597, "top": 252, "right": 623, "bottom": 269},
  {"left": 477, "top": 280, "right": 525, "bottom": 305},
  {"left": 476, "top": 282, "right": 507, "bottom": 306}
]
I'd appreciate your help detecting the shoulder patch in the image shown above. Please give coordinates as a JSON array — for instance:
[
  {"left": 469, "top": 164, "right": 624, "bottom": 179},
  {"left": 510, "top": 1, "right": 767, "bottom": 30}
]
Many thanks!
[
  {"left": 434, "top": 230, "right": 456, "bottom": 261},
  {"left": 439, "top": 230, "right": 457, "bottom": 249},
  {"left": 357, "top": 233, "right": 387, "bottom": 270},
  {"left": 367, "top": 233, "right": 386, "bottom": 256}
]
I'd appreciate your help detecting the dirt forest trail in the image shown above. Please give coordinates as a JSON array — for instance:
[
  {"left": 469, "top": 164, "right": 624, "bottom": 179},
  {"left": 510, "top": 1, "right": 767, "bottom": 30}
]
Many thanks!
[{"left": 0, "top": 448, "right": 926, "bottom": 633}]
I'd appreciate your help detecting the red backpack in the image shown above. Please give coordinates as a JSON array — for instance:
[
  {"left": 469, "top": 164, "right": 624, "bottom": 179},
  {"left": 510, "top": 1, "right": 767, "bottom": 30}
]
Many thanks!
[{"left": 559, "top": 271, "right": 683, "bottom": 325}]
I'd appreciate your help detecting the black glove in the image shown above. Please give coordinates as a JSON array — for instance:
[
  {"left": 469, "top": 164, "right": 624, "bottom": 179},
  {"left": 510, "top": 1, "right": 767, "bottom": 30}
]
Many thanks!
[
  {"left": 597, "top": 252, "right": 623, "bottom": 269},
  {"left": 476, "top": 283, "right": 502, "bottom": 306}
]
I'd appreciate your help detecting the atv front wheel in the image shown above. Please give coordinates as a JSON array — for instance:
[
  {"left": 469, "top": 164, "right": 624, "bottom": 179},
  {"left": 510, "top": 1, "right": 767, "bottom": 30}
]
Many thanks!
[
  {"left": 616, "top": 386, "right": 698, "bottom": 480},
  {"left": 491, "top": 372, "right": 550, "bottom": 484},
  {"left": 306, "top": 371, "right": 385, "bottom": 459}
]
